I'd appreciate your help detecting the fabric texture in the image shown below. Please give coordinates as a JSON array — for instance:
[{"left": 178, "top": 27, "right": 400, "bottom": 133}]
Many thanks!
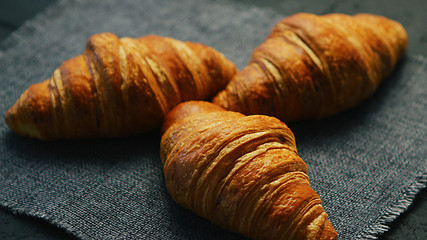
[{"left": 0, "top": 0, "right": 426, "bottom": 239}]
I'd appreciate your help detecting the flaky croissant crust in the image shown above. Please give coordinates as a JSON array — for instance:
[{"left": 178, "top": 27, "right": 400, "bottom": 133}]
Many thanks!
[
  {"left": 161, "top": 101, "right": 337, "bottom": 240},
  {"left": 5, "top": 33, "right": 237, "bottom": 140},
  {"left": 213, "top": 13, "right": 408, "bottom": 122}
]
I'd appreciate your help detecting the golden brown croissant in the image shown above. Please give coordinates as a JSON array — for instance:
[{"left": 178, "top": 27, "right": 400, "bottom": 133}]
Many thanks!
[
  {"left": 5, "top": 33, "right": 237, "bottom": 140},
  {"left": 213, "top": 13, "right": 408, "bottom": 122},
  {"left": 160, "top": 101, "right": 337, "bottom": 240}
]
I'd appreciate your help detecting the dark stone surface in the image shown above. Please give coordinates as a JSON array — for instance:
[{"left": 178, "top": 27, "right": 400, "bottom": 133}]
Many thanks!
[{"left": 0, "top": 0, "right": 425, "bottom": 239}]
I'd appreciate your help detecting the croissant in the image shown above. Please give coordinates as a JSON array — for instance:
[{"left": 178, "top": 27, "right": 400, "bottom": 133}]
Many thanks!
[
  {"left": 160, "top": 101, "right": 337, "bottom": 240},
  {"left": 213, "top": 13, "right": 408, "bottom": 122},
  {"left": 5, "top": 33, "right": 237, "bottom": 140}
]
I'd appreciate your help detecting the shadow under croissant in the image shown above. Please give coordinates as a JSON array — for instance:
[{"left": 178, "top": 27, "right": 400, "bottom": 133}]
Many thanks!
[
  {"left": 165, "top": 197, "right": 247, "bottom": 239},
  {"left": 3, "top": 128, "right": 162, "bottom": 166}
]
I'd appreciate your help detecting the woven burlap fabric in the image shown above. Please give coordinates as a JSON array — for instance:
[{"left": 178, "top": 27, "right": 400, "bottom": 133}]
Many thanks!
[{"left": 0, "top": 0, "right": 426, "bottom": 239}]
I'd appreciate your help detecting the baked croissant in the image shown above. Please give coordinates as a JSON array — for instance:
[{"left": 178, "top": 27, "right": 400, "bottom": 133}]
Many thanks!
[
  {"left": 5, "top": 33, "right": 237, "bottom": 140},
  {"left": 213, "top": 13, "right": 408, "bottom": 122},
  {"left": 160, "top": 101, "right": 337, "bottom": 240}
]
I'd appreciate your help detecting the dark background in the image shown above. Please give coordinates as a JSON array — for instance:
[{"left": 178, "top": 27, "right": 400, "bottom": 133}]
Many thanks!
[{"left": 0, "top": 0, "right": 426, "bottom": 239}]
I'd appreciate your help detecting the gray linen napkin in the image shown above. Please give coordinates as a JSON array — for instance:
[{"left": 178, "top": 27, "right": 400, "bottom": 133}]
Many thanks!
[{"left": 0, "top": 0, "right": 426, "bottom": 239}]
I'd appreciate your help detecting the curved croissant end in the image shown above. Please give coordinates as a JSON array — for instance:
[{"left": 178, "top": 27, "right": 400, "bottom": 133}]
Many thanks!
[{"left": 160, "top": 101, "right": 338, "bottom": 240}]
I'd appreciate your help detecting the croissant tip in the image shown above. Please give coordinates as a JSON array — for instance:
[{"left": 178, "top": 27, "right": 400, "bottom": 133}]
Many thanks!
[
  {"left": 318, "top": 219, "right": 338, "bottom": 240},
  {"left": 5, "top": 104, "right": 34, "bottom": 139},
  {"left": 5, "top": 113, "right": 11, "bottom": 130},
  {"left": 5, "top": 103, "right": 19, "bottom": 132},
  {"left": 5, "top": 87, "right": 50, "bottom": 140}
]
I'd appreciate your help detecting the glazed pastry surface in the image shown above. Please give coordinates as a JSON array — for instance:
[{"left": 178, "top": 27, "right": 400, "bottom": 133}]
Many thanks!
[
  {"left": 161, "top": 101, "right": 337, "bottom": 240},
  {"left": 6, "top": 33, "right": 237, "bottom": 140},
  {"left": 213, "top": 13, "right": 408, "bottom": 121}
]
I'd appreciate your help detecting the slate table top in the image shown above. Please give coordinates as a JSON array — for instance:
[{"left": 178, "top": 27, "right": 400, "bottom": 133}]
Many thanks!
[{"left": 0, "top": 0, "right": 426, "bottom": 239}]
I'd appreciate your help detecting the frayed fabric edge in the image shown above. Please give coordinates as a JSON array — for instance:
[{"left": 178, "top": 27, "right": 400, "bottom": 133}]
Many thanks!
[
  {"left": 356, "top": 171, "right": 427, "bottom": 240},
  {"left": 355, "top": 54, "right": 427, "bottom": 240},
  {"left": 0, "top": 200, "right": 88, "bottom": 240}
]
